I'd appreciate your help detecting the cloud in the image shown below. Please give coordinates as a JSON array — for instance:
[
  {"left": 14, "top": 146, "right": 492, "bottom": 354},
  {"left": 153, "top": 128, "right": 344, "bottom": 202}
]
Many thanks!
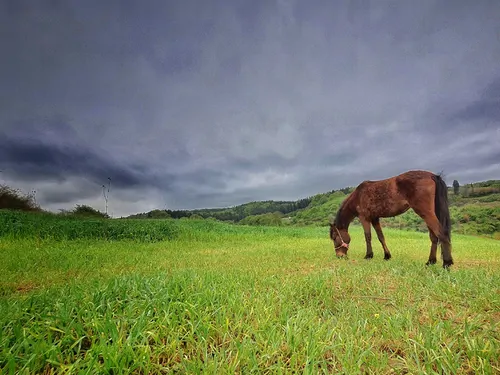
[
  {"left": 1, "top": 1, "right": 499, "bottom": 216},
  {"left": 451, "top": 77, "right": 500, "bottom": 124},
  {"left": 0, "top": 130, "right": 154, "bottom": 189}
]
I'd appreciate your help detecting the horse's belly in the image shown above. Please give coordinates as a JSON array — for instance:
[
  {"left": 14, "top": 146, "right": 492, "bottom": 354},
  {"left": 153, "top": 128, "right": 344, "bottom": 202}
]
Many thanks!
[{"left": 380, "top": 203, "right": 410, "bottom": 217}]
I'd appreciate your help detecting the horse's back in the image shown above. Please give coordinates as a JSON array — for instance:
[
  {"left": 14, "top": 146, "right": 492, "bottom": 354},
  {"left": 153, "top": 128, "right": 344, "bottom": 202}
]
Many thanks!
[
  {"left": 356, "top": 170, "right": 435, "bottom": 194},
  {"left": 396, "top": 170, "right": 435, "bottom": 182},
  {"left": 354, "top": 170, "right": 435, "bottom": 218},
  {"left": 395, "top": 170, "right": 436, "bottom": 196}
]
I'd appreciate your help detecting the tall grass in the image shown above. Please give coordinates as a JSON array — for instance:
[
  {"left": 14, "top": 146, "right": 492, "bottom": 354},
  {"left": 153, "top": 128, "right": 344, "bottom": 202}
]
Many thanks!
[
  {"left": 0, "top": 210, "right": 316, "bottom": 242},
  {"left": 1, "top": 212, "right": 499, "bottom": 374}
]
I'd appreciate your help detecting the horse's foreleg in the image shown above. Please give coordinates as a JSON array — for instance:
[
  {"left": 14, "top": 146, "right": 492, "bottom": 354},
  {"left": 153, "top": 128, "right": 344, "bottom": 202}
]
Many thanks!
[
  {"left": 426, "top": 228, "right": 438, "bottom": 266},
  {"left": 372, "top": 218, "right": 391, "bottom": 260},
  {"left": 360, "top": 218, "right": 373, "bottom": 259}
]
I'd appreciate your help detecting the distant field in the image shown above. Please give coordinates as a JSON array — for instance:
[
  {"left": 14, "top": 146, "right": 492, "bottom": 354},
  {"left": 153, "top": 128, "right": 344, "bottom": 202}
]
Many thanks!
[{"left": 1, "top": 216, "right": 499, "bottom": 374}]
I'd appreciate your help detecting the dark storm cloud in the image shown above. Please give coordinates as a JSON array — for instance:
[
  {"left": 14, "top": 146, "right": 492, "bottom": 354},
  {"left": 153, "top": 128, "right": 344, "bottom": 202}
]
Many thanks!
[
  {"left": 0, "top": 116, "right": 176, "bottom": 197},
  {"left": 451, "top": 77, "right": 500, "bottom": 123},
  {"left": 0, "top": 134, "right": 147, "bottom": 188},
  {"left": 1, "top": 0, "right": 499, "bottom": 216}
]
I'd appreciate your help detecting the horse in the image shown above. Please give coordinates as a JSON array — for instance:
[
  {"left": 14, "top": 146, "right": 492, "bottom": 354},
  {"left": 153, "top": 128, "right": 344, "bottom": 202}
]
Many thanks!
[{"left": 329, "top": 170, "right": 453, "bottom": 268}]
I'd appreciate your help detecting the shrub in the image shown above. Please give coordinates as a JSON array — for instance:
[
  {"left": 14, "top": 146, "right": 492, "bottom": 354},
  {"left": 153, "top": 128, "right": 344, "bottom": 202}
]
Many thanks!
[
  {"left": 69, "top": 204, "right": 109, "bottom": 219},
  {"left": 239, "top": 213, "right": 283, "bottom": 226},
  {"left": 0, "top": 185, "right": 40, "bottom": 211}
]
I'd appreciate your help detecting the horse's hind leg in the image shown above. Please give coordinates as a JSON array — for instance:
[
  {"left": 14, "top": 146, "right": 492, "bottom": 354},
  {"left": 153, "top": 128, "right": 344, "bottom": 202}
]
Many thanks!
[
  {"left": 426, "top": 228, "right": 438, "bottom": 266},
  {"left": 372, "top": 218, "right": 391, "bottom": 260},
  {"left": 416, "top": 212, "right": 453, "bottom": 268}
]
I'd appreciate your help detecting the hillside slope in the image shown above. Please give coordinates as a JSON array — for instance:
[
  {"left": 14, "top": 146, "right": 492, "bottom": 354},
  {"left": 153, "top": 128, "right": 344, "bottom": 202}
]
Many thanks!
[{"left": 128, "top": 180, "right": 500, "bottom": 238}]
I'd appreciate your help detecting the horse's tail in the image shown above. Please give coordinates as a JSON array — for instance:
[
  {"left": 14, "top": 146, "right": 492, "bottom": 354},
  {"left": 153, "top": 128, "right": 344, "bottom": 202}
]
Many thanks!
[{"left": 432, "top": 173, "right": 451, "bottom": 243}]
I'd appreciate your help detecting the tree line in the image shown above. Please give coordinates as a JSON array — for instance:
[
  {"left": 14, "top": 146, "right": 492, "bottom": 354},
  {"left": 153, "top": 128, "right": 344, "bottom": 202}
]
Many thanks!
[{"left": 128, "top": 198, "right": 313, "bottom": 222}]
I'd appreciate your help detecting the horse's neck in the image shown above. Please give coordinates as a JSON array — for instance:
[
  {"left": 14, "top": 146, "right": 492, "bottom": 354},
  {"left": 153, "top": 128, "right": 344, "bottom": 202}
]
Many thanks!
[
  {"left": 339, "top": 195, "right": 358, "bottom": 228},
  {"left": 340, "top": 208, "right": 356, "bottom": 229}
]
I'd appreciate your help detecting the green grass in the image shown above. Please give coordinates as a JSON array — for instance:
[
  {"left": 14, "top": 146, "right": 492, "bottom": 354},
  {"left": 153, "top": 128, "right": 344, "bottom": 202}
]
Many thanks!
[{"left": 1, "top": 217, "right": 499, "bottom": 374}]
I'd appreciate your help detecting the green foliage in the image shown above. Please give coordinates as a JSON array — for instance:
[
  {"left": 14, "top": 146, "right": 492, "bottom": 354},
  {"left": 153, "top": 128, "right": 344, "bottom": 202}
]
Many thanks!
[
  {"left": 0, "top": 185, "right": 40, "bottom": 211},
  {"left": 474, "top": 193, "right": 500, "bottom": 203},
  {"left": 0, "top": 210, "right": 180, "bottom": 242},
  {"left": 450, "top": 205, "right": 500, "bottom": 236},
  {"left": 148, "top": 209, "right": 171, "bottom": 219},
  {"left": 366, "top": 201, "right": 500, "bottom": 237},
  {"left": 239, "top": 212, "right": 283, "bottom": 226},
  {"left": 468, "top": 187, "right": 500, "bottom": 197},
  {"left": 129, "top": 199, "right": 313, "bottom": 222},
  {"left": 0, "top": 210, "right": 314, "bottom": 242},
  {"left": 127, "top": 209, "right": 171, "bottom": 219},
  {"left": 456, "top": 180, "right": 500, "bottom": 198},
  {"left": 68, "top": 204, "right": 109, "bottom": 218},
  {"left": 291, "top": 191, "right": 346, "bottom": 226},
  {"left": 470, "top": 179, "right": 500, "bottom": 188},
  {"left": 382, "top": 210, "right": 429, "bottom": 233},
  {"left": 453, "top": 179, "right": 460, "bottom": 195}
]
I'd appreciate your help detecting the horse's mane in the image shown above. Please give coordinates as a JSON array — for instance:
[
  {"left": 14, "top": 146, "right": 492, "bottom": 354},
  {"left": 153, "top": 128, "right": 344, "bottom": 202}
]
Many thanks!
[
  {"left": 334, "top": 201, "right": 347, "bottom": 228},
  {"left": 334, "top": 191, "right": 355, "bottom": 228}
]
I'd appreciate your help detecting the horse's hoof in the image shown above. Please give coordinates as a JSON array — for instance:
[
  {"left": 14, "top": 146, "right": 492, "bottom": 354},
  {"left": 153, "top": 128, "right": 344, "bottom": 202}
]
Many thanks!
[
  {"left": 443, "top": 260, "right": 454, "bottom": 269},
  {"left": 426, "top": 259, "right": 437, "bottom": 266},
  {"left": 384, "top": 254, "right": 391, "bottom": 260},
  {"left": 364, "top": 254, "right": 374, "bottom": 260}
]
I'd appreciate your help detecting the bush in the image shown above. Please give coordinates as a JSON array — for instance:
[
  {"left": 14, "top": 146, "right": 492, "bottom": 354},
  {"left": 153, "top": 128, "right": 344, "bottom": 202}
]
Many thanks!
[
  {"left": 65, "top": 204, "right": 109, "bottom": 219},
  {"left": 239, "top": 213, "right": 283, "bottom": 226},
  {"left": 0, "top": 185, "right": 40, "bottom": 211},
  {"left": 147, "top": 210, "right": 171, "bottom": 219}
]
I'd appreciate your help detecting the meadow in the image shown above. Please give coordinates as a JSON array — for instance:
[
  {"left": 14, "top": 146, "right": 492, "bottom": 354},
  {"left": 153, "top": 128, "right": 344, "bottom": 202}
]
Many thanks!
[{"left": 1, "top": 213, "right": 499, "bottom": 374}]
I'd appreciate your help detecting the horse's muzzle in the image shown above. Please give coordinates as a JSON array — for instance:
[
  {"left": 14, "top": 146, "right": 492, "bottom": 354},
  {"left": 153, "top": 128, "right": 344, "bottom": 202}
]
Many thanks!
[{"left": 335, "top": 247, "right": 348, "bottom": 258}]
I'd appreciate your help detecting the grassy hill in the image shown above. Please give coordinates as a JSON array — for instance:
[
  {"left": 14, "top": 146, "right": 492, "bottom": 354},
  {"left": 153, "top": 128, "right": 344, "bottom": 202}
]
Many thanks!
[
  {"left": 2, "top": 177, "right": 500, "bottom": 239},
  {"left": 128, "top": 180, "right": 500, "bottom": 238},
  {"left": 126, "top": 188, "right": 354, "bottom": 225},
  {"left": 127, "top": 198, "right": 313, "bottom": 222},
  {"left": 288, "top": 180, "right": 500, "bottom": 238}
]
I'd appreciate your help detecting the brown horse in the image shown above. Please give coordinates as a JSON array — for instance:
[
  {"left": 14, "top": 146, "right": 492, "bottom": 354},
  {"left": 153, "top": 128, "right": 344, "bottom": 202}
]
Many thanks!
[{"left": 329, "top": 170, "right": 453, "bottom": 268}]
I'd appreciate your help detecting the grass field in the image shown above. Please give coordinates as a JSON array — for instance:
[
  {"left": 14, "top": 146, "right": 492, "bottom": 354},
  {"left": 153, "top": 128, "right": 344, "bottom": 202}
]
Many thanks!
[{"left": 1, "top": 216, "right": 499, "bottom": 374}]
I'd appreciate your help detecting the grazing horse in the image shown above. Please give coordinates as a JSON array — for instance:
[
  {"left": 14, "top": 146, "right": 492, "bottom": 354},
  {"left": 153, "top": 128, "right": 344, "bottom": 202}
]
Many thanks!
[{"left": 329, "top": 170, "right": 453, "bottom": 268}]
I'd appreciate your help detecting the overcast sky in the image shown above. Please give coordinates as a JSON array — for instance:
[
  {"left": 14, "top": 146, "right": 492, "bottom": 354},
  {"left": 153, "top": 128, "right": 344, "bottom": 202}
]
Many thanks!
[{"left": 1, "top": 0, "right": 499, "bottom": 217}]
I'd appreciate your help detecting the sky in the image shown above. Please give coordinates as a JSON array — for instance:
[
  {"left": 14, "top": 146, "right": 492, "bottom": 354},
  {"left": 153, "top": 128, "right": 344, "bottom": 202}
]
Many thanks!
[{"left": 1, "top": 0, "right": 499, "bottom": 217}]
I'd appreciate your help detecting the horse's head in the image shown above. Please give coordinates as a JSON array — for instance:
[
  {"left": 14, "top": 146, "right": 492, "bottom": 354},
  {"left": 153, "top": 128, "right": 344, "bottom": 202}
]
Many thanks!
[{"left": 329, "top": 223, "right": 351, "bottom": 258}]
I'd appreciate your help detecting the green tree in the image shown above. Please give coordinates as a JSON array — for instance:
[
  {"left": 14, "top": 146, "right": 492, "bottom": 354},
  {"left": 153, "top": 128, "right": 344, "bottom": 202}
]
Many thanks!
[
  {"left": 147, "top": 210, "right": 171, "bottom": 219},
  {"left": 453, "top": 180, "right": 460, "bottom": 195}
]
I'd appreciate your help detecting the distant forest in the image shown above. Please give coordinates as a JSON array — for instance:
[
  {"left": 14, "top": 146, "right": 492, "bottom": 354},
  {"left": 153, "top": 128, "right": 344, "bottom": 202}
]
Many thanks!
[{"left": 126, "top": 187, "right": 355, "bottom": 222}]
